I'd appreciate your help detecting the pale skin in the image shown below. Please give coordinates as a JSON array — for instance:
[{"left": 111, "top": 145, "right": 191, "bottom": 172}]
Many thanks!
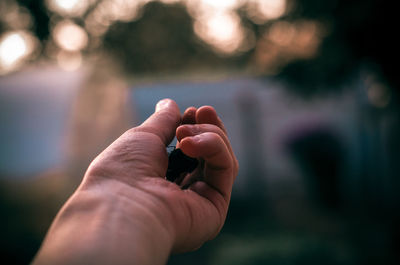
[{"left": 33, "top": 99, "right": 239, "bottom": 265}]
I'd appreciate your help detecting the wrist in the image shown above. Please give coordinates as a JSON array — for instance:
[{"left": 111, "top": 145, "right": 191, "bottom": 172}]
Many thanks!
[{"left": 34, "top": 179, "right": 174, "bottom": 265}]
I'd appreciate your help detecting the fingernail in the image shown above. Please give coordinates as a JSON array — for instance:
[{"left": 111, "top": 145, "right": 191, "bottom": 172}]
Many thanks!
[{"left": 156, "top": 99, "right": 170, "bottom": 112}]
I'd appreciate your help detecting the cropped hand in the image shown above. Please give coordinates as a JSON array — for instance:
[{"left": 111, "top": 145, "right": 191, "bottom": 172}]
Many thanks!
[{"left": 33, "top": 99, "right": 238, "bottom": 265}]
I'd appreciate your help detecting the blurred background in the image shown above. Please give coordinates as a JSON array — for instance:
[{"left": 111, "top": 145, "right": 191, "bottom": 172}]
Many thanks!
[{"left": 0, "top": 0, "right": 399, "bottom": 264}]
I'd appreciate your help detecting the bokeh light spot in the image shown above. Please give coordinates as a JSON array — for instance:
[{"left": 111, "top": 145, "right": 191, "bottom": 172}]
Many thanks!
[
  {"left": 200, "top": 0, "right": 243, "bottom": 10},
  {"left": 0, "top": 33, "right": 27, "bottom": 67},
  {"left": 247, "top": 0, "right": 286, "bottom": 23},
  {"left": 194, "top": 12, "right": 245, "bottom": 54},
  {"left": 54, "top": 0, "right": 80, "bottom": 10},
  {"left": 53, "top": 20, "right": 89, "bottom": 52},
  {"left": 0, "top": 31, "right": 37, "bottom": 73},
  {"left": 47, "top": 0, "right": 91, "bottom": 16}
]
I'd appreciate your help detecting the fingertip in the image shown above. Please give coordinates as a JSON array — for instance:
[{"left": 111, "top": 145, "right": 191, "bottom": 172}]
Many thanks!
[
  {"left": 155, "top": 98, "right": 179, "bottom": 113},
  {"left": 196, "top": 106, "right": 226, "bottom": 133},
  {"left": 154, "top": 98, "right": 182, "bottom": 124},
  {"left": 182, "top": 107, "right": 197, "bottom": 124},
  {"left": 196, "top": 106, "right": 217, "bottom": 123},
  {"left": 140, "top": 98, "right": 181, "bottom": 145}
]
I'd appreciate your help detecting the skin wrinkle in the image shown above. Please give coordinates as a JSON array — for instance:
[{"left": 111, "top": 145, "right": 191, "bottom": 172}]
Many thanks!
[
  {"left": 85, "top": 159, "right": 151, "bottom": 187},
  {"left": 84, "top": 162, "right": 208, "bottom": 251},
  {"left": 81, "top": 185, "right": 173, "bottom": 263},
  {"left": 87, "top": 132, "right": 169, "bottom": 183},
  {"left": 114, "top": 188, "right": 171, "bottom": 235},
  {"left": 85, "top": 177, "right": 178, "bottom": 246}
]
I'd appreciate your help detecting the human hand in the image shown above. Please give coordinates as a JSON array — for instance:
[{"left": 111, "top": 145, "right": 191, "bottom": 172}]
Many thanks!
[{"left": 33, "top": 99, "right": 238, "bottom": 265}]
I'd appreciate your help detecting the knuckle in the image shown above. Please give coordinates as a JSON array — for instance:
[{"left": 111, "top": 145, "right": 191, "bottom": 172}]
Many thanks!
[
  {"left": 202, "top": 123, "right": 223, "bottom": 133},
  {"left": 205, "top": 131, "right": 223, "bottom": 142}
]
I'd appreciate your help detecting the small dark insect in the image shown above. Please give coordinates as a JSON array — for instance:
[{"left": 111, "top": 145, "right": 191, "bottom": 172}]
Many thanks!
[{"left": 166, "top": 147, "right": 198, "bottom": 182}]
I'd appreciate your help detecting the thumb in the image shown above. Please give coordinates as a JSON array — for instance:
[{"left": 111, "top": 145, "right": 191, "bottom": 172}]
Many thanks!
[{"left": 139, "top": 99, "right": 181, "bottom": 145}]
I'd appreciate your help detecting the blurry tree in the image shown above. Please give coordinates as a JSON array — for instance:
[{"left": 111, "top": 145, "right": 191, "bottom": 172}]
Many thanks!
[{"left": 102, "top": 2, "right": 249, "bottom": 75}]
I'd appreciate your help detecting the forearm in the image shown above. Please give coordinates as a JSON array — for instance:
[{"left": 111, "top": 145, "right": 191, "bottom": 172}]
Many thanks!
[{"left": 33, "top": 182, "right": 174, "bottom": 265}]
